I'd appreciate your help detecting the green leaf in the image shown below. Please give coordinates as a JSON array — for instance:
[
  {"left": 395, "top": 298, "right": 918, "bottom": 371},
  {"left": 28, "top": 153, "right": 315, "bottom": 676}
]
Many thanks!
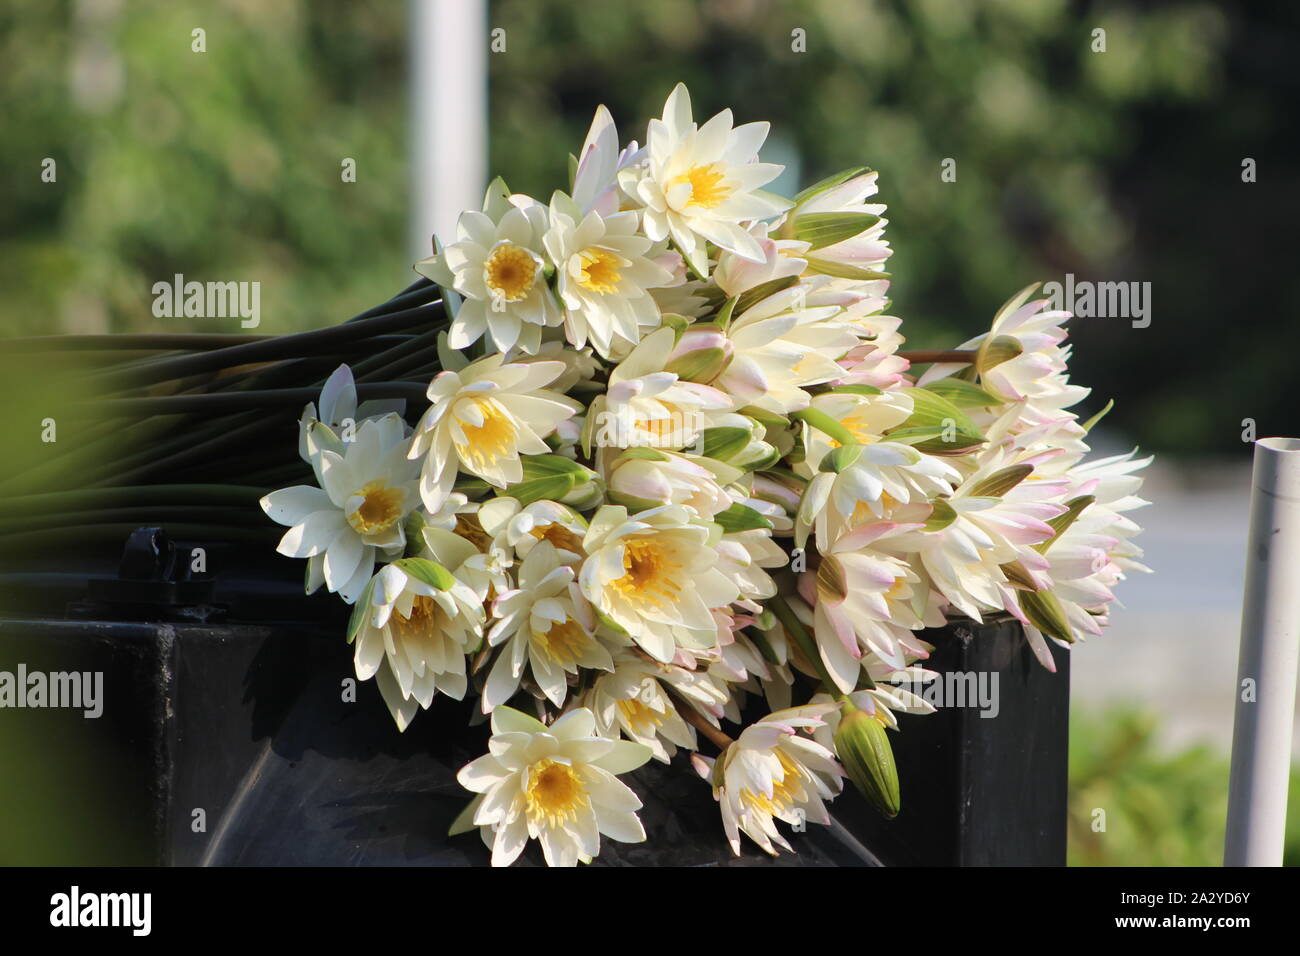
[
  {"left": 390, "top": 556, "right": 458, "bottom": 591},
  {"left": 790, "top": 212, "right": 881, "bottom": 251},
  {"left": 1081, "top": 399, "right": 1114, "bottom": 435},
  {"left": 885, "top": 426, "right": 984, "bottom": 455},
  {"left": 507, "top": 473, "right": 577, "bottom": 507},
  {"left": 346, "top": 576, "right": 376, "bottom": 644},
  {"left": 520, "top": 454, "right": 590, "bottom": 479},
  {"left": 923, "top": 378, "right": 1002, "bottom": 409},
  {"left": 827, "top": 384, "right": 883, "bottom": 397},
  {"left": 970, "top": 464, "right": 1034, "bottom": 498},
  {"left": 889, "top": 389, "right": 985, "bottom": 453},
  {"left": 619, "top": 446, "right": 669, "bottom": 463},
  {"left": 792, "top": 166, "right": 872, "bottom": 206},
  {"left": 803, "top": 257, "right": 890, "bottom": 281},
  {"left": 1036, "top": 495, "right": 1095, "bottom": 553},
  {"left": 714, "top": 502, "right": 774, "bottom": 533},
  {"left": 701, "top": 426, "right": 751, "bottom": 462},
  {"left": 734, "top": 275, "right": 799, "bottom": 315}
]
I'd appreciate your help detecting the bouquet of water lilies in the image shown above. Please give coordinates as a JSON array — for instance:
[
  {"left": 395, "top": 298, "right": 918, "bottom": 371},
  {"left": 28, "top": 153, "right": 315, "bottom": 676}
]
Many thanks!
[{"left": 258, "top": 84, "right": 1149, "bottom": 867}]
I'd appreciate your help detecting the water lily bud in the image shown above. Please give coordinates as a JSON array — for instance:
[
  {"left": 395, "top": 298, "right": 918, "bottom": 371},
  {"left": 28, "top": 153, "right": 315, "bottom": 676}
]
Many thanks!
[
  {"left": 751, "top": 474, "right": 802, "bottom": 515},
  {"left": 665, "top": 327, "right": 733, "bottom": 383},
  {"left": 607, "top": 453, "right": 673, "bottom": 511},
  {"left": 833, "top": 700, "right": 901, "bottom": 818},
  {"left": 607, "top": 451, "right": 731, "bottom": 517},
  {"left": 559, "top": 475, "right": 606, "bottom": 511}
]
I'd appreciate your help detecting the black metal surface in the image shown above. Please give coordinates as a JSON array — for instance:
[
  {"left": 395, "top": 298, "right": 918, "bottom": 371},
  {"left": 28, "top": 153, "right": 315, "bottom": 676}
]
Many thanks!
[
  {"left": 835, "top": 619, "right": 1071, "bottom": 865},
  {"left": 0, "top": 531, "right": 1069, "bottom": 867}
]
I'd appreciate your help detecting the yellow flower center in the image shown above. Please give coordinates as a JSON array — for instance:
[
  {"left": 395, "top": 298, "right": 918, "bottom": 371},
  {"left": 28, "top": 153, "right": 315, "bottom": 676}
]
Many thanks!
[
  {"left": 391, "top": 593, "right": 437, "bottom": 643},
  {"left": 848, "top": 493, "right": 896, "bottom": 525},
  {"left": 576, "top": 247, "right": 623, "bottom": 295},
  {"left": 530, "top": 522, "right": 585, "bottom": 556},
  {"left": 611, "top": 538, "right": 682, "bottom": 608},
  {"left": 829, "top": 412, "right": 879, "bottom": 448},
  {"left": 674, "top": 162, "right": 730, "bottom": 209},
  {"left": 739, "top": 750, "right": 805, "bottom": 817},
  {"left": 483, "top": 243, "right": 538, "bottom": 302},
  {"left": 616, "top": 695, "right": 666, "bottom": 736},
  {"left": 532, "top": 616, "right": 589, "bottom": 667},
  {"left": 525, "top": 759, "right": 590, "bottom": 828},
  {"left": 452, "top": 513, "right": 492, "bottom": 552},
  {"left": 455, "top": 399, "right": 518, "bottom": 471},
  {"left": 347, "top": 480, "right": 405, "bottom": 535},
  {"left": 884, "top": 575, "right": 909, "bottom": 602}
]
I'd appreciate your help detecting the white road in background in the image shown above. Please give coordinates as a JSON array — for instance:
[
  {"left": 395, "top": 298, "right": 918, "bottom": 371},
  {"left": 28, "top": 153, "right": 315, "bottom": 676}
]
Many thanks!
[{"left": 1068, "top": 455, "right": 1300, "bottom": 756}]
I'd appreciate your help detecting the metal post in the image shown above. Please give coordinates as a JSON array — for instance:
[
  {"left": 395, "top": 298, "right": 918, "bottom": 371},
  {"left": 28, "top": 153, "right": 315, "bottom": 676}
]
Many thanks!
[
  {"left": 408, "top": 0, "right": 487, "bottom": 264},
  {"left": 1224, "top": 437, "right": 1300, "bottom": 866}
]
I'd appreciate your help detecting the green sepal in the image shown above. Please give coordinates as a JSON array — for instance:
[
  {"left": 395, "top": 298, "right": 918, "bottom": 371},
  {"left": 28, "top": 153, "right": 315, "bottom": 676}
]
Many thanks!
[
  {"left": 714, "top": 502, "right": 774, "bottom": 534},
  {"left": 390, "top": 556, "right": 458, "bottom": 591}
]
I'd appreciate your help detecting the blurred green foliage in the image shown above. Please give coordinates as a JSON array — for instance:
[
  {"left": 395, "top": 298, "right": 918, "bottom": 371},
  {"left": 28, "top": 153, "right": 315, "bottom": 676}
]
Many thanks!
[
  {"left": 3, "top": 0, "right": 1296, "bottom": 456},
  {"left": 1, "top": 0, "right": 409, "bottom": 339},
  {"left": 1069, "top": 708, "right": 1300, "bottom": 866}
]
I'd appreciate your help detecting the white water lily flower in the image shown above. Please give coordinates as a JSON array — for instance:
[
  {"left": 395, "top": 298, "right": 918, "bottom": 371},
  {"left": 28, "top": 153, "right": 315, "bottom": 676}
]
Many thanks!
[
  {"left": 262, "top": 413, "right": 419, "bottom": 603},
  {"left": 415, "top": 181, "right": 561, "bottom": 354},
  {"left": 712, "top": 226, "right": 809, "bottom": 298},
  {"left": 803, "top": 522, "right": 942, "bottom": 682},
  {"left": 901, "top": 484, "right": 1063, "bottom": 624},
  {"left": 921, "top": 294, "right": 1088, "bottom": 413},
  {"left": 544, "top": 194, "right": 674, "bottom": 359},
  {"left": 420, "top": 522, "right": 513, "bottom": 606},
  {"left": 796, "top": 442, "right": 961, "bottom": 549},
  {"left": 454, "top": 706, "right": 652, "bottom": 867},
  {"left": 604, "top": 449, "right": 733, "bottom": 517},
  {"left": 477, "top": 496, "right": 588, "bottom": 564},
  {"left": 588, "top": 326, "right": 732, "bottom": 452},
  {"left": 571, "top": 104, "right": 644, "bottom": 217},
  {"left": 484, "top": 542, "right": 612, "bottom": 711},
  {"left": 792, "top": 169, "right": 892, "bottom": 274},
  {"left": 588, "top": 655, "right": 697, "bottom": 763},
  {"left": 620, "top": 83, "right": 791, "bottom": 277},
  {"left": 694, "top": 704, "right": 844, "bottom": 856},
  {"left": 716, "top": 527, "right": 786, "bottom": 605},
  {"left": 834, "top": 312, "right": 911, "bottom": 390},
  {"left": 715, "top": 283, "right": 861, "bottom": 415},
  {"left": 354, "top": 560, "right": 485, "bottom": 731},
  {"left": 408, "top": 354, "right": 579, "bottom": 510},
  {"left": 579, "top": 504, "right": 739, "bottom": 662},
  {"left": 520, "top": 340, "right": 601, "bottom": 393},
  {"left": 297, "top": 363, "right": 404, "bottom": 464}
]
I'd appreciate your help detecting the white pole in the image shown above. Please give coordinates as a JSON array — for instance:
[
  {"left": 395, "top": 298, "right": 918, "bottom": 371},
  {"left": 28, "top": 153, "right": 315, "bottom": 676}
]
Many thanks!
[
  {"left": 409, "top": 0, "right": 487, "bottom": 264},
  {"left": 1224, "top": 436, "right": 1300, "bottom": 866}
]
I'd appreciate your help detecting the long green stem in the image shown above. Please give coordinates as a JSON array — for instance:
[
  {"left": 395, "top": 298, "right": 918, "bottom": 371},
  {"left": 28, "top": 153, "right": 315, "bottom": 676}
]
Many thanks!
[
  {"left": 5, "top": 333, "right": 272, "bottom": 352},
  {"left": 0, "top": 506, "right": 270, "bottom": 536},
  {"left": 84, "top": 302, "right": 445, "bottom": 391},
  {"left": 791, "top": 407, "right": 858, "bottom": 447},
  {"left": 68, "top": 382, "right": 430, "bottom": 418},
  {"left": 0, "top": 484, "right": 268, "bottom": 513},
  {"left": 0, "top": 523, "right": 279, "bottom": 549}
]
